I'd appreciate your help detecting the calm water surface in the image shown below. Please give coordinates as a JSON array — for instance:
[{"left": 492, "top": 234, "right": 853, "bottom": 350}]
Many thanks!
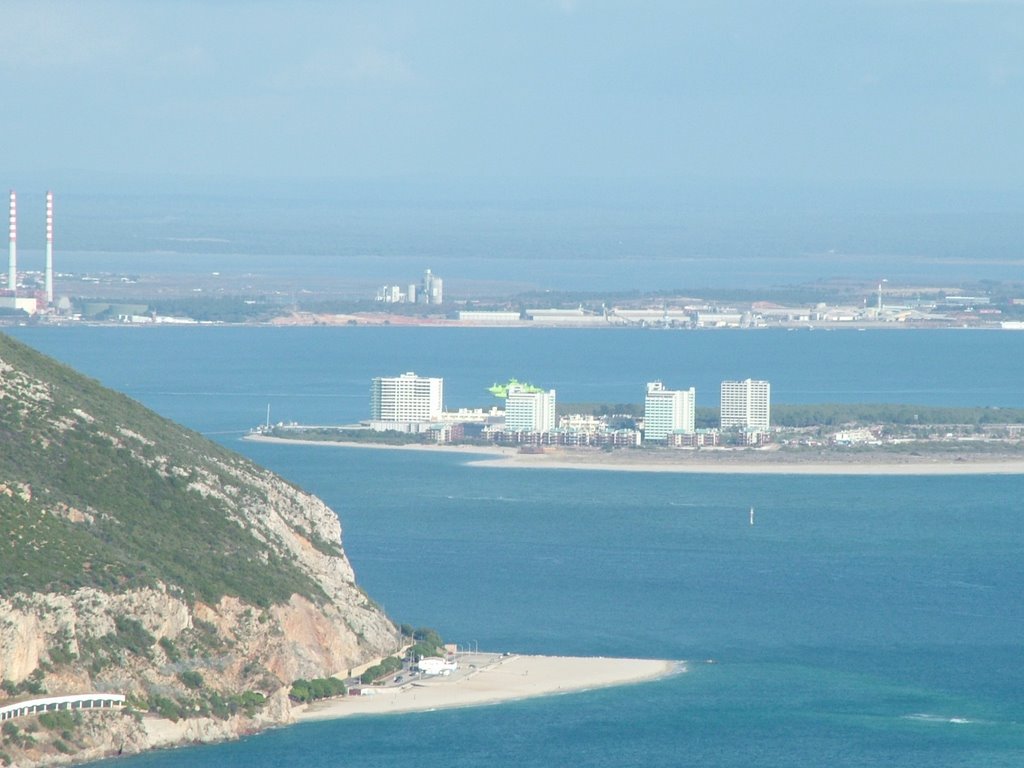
[{"left": 7, "top": 327, "right": 1024, "bottom": 767}]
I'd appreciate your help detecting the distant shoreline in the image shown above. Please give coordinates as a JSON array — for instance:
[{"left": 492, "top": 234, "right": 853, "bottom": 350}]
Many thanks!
[
  {"left": 244, "top": 434, "right": 1024, "bottom": 475},
  {"left": 293, "top": 653, "right": 680, "bottom": 722}
]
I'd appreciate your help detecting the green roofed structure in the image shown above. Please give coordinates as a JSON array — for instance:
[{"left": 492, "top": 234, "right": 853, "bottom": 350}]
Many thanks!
[{"left": 488, "top": 379, "right": 545, "bottom": 399}]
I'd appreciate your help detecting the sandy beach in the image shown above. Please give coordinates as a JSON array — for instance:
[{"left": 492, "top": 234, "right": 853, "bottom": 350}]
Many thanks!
[
  {"left": 245, "top": 434, "right": 1024, "bottom": 475},
  {"left": 293, "top": 654, "right": 679, "bottom": 722}
]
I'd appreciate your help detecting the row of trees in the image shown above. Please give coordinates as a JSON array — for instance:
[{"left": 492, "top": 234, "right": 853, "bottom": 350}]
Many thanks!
[
  {"left": 770, "top": 404, "right": 1024, "bottom": 428},
  {"left": 402, "top": 626, "right": 445, "bottom": 660},
  {"left": 563, "top": 402, "right": 1024, "bottom": 429},
  {"left": 289, "top": 677, "right": 347, "bottom": 703},
  {"left": 359, "top": 656, "right": 403, "bottom": 685}
]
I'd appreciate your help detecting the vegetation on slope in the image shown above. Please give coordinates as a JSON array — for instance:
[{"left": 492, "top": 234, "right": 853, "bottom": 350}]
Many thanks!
[{"left": 0, "top": 332, "right": 326, "bottom": 605}]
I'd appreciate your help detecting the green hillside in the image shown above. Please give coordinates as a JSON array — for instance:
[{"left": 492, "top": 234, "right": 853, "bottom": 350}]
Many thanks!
[{"left": 0, "top": 332, "right": 326, "bottom": 605}]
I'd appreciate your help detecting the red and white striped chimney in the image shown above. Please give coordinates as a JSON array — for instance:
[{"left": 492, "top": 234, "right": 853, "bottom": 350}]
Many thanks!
[
  {"left": 45, "top": 191, "right": 54, "bottom": 304},
  {"left": 7, "top": 191, "right": 16, "bottom": 294}
]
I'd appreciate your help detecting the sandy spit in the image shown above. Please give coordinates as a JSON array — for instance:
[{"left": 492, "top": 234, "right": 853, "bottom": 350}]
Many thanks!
[
  {"left": 293, "top": 654, "right": 680, "bottom": 722},
  {"left": 244, "top": 435, "right": 1024, "bottom": 476},
  {"left": 465, "top": 454, "right": 1024, "bottom": 475},
  {"left": 245, "top": 433, "right": 514, "bottom": 457}
]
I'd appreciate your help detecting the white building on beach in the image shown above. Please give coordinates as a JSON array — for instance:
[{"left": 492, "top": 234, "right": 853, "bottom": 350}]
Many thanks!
[
  {"left": 370, "top": 372, "right": 444, "bottom": 424},
  {"left": 504, "top": 385, "right": 556, "bottom": 433},
  {"left": 417, "top": 657, "right": 459, "bottom": 676},
  {"left": 643, "top": 381, "right": 696, "bottom": 440}
]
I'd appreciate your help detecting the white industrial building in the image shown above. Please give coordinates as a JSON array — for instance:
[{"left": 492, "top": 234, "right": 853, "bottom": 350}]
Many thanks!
[
  {"left": 720, "top": 379, "right": 771, "bottom": 431},
  {"left": 457, "top": 310, "right": 522, "bottom": 323},
  {"left": 644, "top": 381, "right": 696, "bottom": 440},
  {"left": 375, "top": 268, "right": 443, "bottom": 305},
  {"left": 421, "top": 269, "right": 443, "bottom": 305},
  {"left": 504, "top": 385, "right": 556, "bottom": 433},
  {"left": 370, "top": 372, "right": 444, "bottom": 424},
  {"left": 525, "top": 308, "right": 607, "bottom": 326}
]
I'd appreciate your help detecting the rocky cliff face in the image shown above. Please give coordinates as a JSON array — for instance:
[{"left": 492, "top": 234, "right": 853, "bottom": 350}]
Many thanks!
[{"left": 0, "top": 333, "right": 397, "bottom": 766}]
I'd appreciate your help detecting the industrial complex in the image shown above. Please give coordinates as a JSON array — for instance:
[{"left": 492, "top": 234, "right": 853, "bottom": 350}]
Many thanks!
[
  {"left": 1, "top": 190, "right": 57, "bottom": 316},
  {"left": 4, "top": 191, "right": 1021, "bottom": 332},
  {"left": 375, "top": 269, "right": 444, "bottom": 305}
]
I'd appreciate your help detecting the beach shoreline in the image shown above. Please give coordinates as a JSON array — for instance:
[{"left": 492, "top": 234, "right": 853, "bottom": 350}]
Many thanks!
[
  {"left": 293, "top": 654, "right": 681, "bottom": 722},
  {"left": 244, "top": 434, "right": 1024, "bottom": 475}
]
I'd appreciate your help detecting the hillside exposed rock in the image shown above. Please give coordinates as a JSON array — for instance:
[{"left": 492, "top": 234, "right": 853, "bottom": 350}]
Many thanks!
[{"left": 0, "top": 333, "right": 397, "bottom": 766}]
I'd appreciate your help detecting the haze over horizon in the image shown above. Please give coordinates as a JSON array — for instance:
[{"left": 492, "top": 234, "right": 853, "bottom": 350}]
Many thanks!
[
  {"left": 2, "top": 1, "right": 1023, "bottom": 289},
  {"left": 2, "top": 1, "right": 1023, "bottom": 194}
]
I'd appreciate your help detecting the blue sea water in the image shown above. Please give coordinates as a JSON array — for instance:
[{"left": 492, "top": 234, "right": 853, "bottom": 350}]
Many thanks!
[
  {"left": 8, "top": 327, "right": 1024, "bottom": 433},
  {"left": 7, "top": 327, "right": 1024, "bottom": 767}
]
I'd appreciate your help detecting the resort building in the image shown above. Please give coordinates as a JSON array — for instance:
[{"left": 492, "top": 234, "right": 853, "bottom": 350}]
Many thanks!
[
  {"left": 370, "top": 372, "right": 444, "bottom": 423},
  {"left": 667, "top": 430, "right": 720, "bottom": 448},
  {"left": 504, "top": 385, "right": 556, "bottom": 433},
  {"left": 720, "top": 379, "right": 771, "bottom": 431},
  {"left": 643, "top": 381, "right": 696, "bottom": 440}
]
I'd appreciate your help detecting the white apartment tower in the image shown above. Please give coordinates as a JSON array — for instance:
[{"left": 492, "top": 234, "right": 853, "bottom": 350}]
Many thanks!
[
  {"left": 720, "top": 379, "right": 771, "bottom": 431},
  {"left": 504, "top": 385, "right": 556, "bottom": 433},
  {"left": 370, "top": 372, "right": 444, "bottom": 422},
  {"left": 644, "top": 381, "right": 696, "bottom": 440}
]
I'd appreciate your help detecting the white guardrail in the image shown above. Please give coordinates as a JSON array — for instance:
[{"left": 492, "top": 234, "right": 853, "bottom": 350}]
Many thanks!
[{"left": 0, "top": 693, "right": 126, "bottom": 722}]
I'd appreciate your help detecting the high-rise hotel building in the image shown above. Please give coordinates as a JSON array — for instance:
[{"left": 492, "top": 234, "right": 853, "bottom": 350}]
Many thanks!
[
  {"left": 644, "top": 381, "right": 696, "bottom": 440},
  {"left": 720, "top": 379, "right": 770, "bottom": 431},
  {"left": 504, "top": 385, "right": 556, "bottom": 433},
  {"left": 370, "top": 372, "right": 444, "bottom": 423}
]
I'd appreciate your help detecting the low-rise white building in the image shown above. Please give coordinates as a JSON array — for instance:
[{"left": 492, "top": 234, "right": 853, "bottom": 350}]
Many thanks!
[
  {"left": 417, "top": 657, "right": 459, "bottom": 676},
  {"left": 457, "top": 311, "right": 522, "bottom": 323}
]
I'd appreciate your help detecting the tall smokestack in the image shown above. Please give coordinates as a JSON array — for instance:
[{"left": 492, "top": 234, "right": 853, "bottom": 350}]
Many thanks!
[
  {"left": 45, "top": 191, "right": 54, "bottom": 304},
  {"left": 7, "top": 191, "right": 16, "bottom": 294}
]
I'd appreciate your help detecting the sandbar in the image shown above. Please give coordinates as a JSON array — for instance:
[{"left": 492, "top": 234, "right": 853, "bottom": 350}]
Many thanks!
[
  {"left": 245, "top": 433, "right": 513, "bottom": 457},
  {"left": 245, "top": 435, "right": 1024, "bottom": 475},
  {"left": 465, "top": 452, "right": 1024, "bottom": 475},
  {"left": 293, "top": 654, "right": 679, "bottom": 722}
]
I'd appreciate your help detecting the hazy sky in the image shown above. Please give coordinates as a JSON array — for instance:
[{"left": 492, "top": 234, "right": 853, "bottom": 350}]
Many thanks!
[{"left": 2, "top": 1, "right": 1023, "bottom": 191}]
